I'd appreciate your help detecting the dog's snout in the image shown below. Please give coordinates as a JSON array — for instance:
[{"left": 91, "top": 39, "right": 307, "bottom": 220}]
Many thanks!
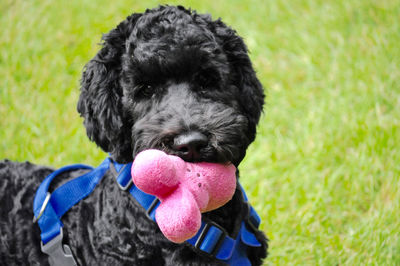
[{"left": 172, "top": 131, "right": 208, "bottom": 161}]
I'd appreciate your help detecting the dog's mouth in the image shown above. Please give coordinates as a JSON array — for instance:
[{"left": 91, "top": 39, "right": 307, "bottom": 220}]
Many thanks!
[
  {"left": 132, "top": 132, "right": 233, "bottom": 165},
  {"left": 167, "top": 146, "right": 230, "bottom": 164}
]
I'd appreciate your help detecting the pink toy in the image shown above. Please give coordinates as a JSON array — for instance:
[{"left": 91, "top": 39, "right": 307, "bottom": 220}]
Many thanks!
[{"left": 131, "top": 149, "right": 237, "bottom": 243}]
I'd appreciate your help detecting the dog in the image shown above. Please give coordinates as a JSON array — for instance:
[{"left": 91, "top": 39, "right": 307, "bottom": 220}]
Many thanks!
[{"left": 0, "top": 5, "right": 267, "bottom": 265}]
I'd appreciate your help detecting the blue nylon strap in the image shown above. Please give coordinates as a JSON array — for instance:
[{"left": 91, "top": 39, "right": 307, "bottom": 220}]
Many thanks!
[
  {"left": 34, "top": 159, "right": 262, "bottom": 263},
  {"left": 38, "top": 201, "right": 63, "bottom": 246},
  {"left": 114, "top": 161, "right": 237, "bottom": 258},
  {"left": 186, "top": 222, "right": 206, "bottom": 246},
  {"left": 129, "top": 185, "right": 159, "bottom": 219},
  {"left": 248, "top": 206, "right": 261, "bottom": 228},
  {"left": 199, "top": 225, "right": 223, "bottom": 253},
  {"left": 238, "top": 184, "right": 262, "bottom": 247},
  {"left": 33, "top": 159, "right": 110, "bottom": 244},
  {"left": 51, "top": 158, "right": 110, "bottom": 218},
  {"left": 33, "top": 164, "right": 93, "bottom": 216},
  {"left": 113, "top": 161, "right": 160, "bottom": 221},
  {"left": 112, "top": 160, "right": 262, "bottom": 262},
  {"left": 241, "top": 220, "right": 261, "bottom": 247},
  {"left": 215, "top": 236, "right": 235, "bottom": 260},
  {"left": 115, "top": 163, "right": 132, "bottom": 188},
  {"left": 226, "top": 223, "right": 252, "bottom": 266},
  {"left": 186, "top": 221, "right": 236, "bottom": 260},
  {"left": 185, "top": 220, "right": 257, "bottom": 263}
]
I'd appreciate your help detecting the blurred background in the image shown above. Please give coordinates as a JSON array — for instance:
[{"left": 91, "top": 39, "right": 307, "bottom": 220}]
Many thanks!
[{"left": 1, "top": 0, "right": 399, "bottom": 264}]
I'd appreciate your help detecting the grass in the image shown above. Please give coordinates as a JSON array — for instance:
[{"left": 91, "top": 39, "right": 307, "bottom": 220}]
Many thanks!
[{"left": 1, "top": 0, "right": 399, "bottom": 264}]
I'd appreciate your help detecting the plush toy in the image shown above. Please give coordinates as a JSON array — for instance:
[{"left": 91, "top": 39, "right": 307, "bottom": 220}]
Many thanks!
[{"left": 131, "top": 149, "right": 237, "bottom": 243}]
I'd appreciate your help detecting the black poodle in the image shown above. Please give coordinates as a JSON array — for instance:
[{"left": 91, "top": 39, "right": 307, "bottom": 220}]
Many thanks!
[{"left": 0, "top": 5, "right": 267, "bottom": 265}]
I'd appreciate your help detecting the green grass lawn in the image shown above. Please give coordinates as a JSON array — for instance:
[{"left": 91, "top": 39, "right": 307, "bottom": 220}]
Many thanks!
[{"left": 1, "top": 0, "right": 399, "bottom": 264}]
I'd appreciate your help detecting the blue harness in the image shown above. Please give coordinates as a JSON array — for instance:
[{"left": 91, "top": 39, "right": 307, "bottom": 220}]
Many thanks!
[{"left": 33, "top": 158, "right": 262, "bottom": 266}]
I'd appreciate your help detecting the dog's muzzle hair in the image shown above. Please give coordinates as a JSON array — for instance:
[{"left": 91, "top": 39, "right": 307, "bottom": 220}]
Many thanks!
[{"left": 129, "top": 83, "right": 250, "bottom": 165}]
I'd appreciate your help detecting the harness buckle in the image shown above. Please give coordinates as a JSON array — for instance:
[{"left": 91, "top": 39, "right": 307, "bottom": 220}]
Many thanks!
[
  {"left": 41, "top": 228, "right": 77, "bottom": 266},
  {"left": 118, "top": 178, "right": 133, "bottom": 191},
  {"left": 146, "top": 197, "right": 160, "bottom": 220},
  {"left": 194, "top": 221, "right": 228, "bottom": 258},
  {"left": 111, "top": 162, "right": 133, "bottom": 191}
]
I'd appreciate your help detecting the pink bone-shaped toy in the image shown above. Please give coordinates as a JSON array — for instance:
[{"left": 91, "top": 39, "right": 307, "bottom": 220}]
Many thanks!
[{"left": 131, "top": 149, "right": 237, "bottom": 243}]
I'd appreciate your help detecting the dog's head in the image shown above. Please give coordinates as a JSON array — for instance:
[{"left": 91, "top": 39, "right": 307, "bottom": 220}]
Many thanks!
[{"left": 78, "top": 6, "right": 264, "bottom": 166}]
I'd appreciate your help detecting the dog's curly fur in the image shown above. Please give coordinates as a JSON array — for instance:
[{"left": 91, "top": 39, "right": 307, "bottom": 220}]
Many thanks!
[{"left": 0, "top": 5, "right": 267, "bottom": 265}]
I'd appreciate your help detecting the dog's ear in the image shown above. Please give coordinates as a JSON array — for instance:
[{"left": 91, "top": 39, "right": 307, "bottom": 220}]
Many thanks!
[
  {"left": 77, "top": 13, "right": 142, "bottom": 163},
  {"left": 206, "top": 18, "right": 265, "bottom": 143}
]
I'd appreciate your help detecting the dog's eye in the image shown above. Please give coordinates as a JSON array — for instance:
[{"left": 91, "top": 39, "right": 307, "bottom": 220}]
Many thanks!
[
  {"left": 137, "top": 85, "right": 154, "bottom": 98},
  {"left": 198, "top": 86, "right": 208, "bottom": 95}
]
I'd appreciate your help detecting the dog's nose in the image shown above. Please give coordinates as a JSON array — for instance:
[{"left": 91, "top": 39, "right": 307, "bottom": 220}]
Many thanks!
[{"left": 173, "top": 131, "right": 208, "bottom": 161}]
